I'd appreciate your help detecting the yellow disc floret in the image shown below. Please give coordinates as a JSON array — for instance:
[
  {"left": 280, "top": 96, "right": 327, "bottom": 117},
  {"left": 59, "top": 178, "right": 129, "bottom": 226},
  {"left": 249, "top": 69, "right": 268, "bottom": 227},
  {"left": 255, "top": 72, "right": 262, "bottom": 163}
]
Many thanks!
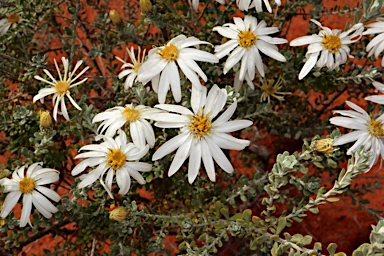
[
  {"left": 189, "top": 112, "right": 212, "bottom": 140},
  {"left": 238, "top": 30, "right": 257, "bottom": 49},
  {"left": 55, "top": 81, "right": 70, "bottom": 95},
  {"left": 133, "top": 63, "right": 141, "bottom": 73},
  {"left": 321, "top": 34, "right": 341, "bottom": 54},
  {"left": 107, "top": 149, "right": 126, "bottom": 170},
  {"left": 158, "top": 44, "right": 179, "bottom": 62},
  {"left": 367, "top": 119, "right": 384, "bottom": 138},
  {"left": 123, "top": 107, "right": 140, "bottom": 122},
  {"left": 7, "top": 13, "right": 20, "bottom": 24},
  {"left": 19, "top": 177, "right": 36, "bottom": 194}
]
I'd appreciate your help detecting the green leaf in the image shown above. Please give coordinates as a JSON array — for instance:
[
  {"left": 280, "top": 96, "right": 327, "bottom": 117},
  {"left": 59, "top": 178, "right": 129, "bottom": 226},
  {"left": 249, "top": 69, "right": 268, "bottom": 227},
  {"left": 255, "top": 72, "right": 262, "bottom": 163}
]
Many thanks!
[
  {"left": 229, "top": 213, "right": 243, "bottom": 221},
  {"left": 309, "top": 207, "right": 319, "bottom": 214},
  {"left": 327, "top": 243, "right": 338, "bottom": 256},
  {"left": 242, "top": 209, "right": 252, "bottom": 223},
  {"left": 276, "top": 217, "right": 287, "bottom": 235},
  {"left": 326, "top": 197, "right": 340, "bottom": 202},
  {"left": 220, "top": 207, "right": 229, "bottom": 219}
]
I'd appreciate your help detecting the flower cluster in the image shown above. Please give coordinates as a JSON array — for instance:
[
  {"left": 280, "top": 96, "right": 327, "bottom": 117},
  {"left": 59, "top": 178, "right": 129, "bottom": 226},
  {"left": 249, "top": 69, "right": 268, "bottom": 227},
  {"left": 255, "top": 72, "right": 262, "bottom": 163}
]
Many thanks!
[{"left": 4, "top": 1, "right": 384, "bottom": 231}]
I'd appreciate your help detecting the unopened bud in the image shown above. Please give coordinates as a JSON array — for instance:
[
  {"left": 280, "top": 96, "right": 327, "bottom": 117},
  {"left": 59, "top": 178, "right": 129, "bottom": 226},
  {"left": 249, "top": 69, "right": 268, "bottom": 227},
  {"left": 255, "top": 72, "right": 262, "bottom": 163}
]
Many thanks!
[
  {"left": 140, "top": 0, "right": 153, "bottom": 12},
  {"left": 109, "top": 10, "right": 122, "bottom": 25},
  {"left": 109, "top": 206, "right": 128, "bottom": 221},
  {"left": 0, "top": 164, "right": 10, "bottom": 179},
  {"left": 315, "top": 138, "right": 334, "bottom": 154},
  {"left": 39, "top": 110, "right": 53, "bottom": 129}
]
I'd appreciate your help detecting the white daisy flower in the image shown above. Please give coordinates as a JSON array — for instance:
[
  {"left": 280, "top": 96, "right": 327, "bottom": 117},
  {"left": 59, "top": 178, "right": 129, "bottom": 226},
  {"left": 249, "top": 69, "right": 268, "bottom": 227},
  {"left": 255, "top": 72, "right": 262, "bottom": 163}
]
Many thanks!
[
  {"left": 72, "top": 130, "right": 152, "bottom": 198},
  {"left": 290, "top": 19, "right": 363, "bottom": 80},
  {"left": 137, "top": 34, "right": 219, "bottom": 104},
  {"left": 365, "top": 81, "right": 384, "bottom": 105},
  {"left": 0, "top": 163, "right": 60, "bottom": 227},
  {"left": 0, "top": 12, "right": 22, "bottom": 35},
  {"left": 236, "top": 0, "right": 281, "bottom": 12},
  {"left": 92, "top": 104, "right": 165, "bottom": 148},
  {"left": 116, "top": 46, "right": 146, "bottom": 90},
  {"left": 330, "top": 100, "right": 384, "bottom": 168},
  {"left": 213, "top": 15, "right": 287, "bottom": 86},
  {"left": 33, "top": 57, "right": 89, "bottom": 121},
  {"left": 152, "top": 85, "right": 253, "bottom": 184},
  {"left": 190, "top": 0, "right": 225, "bottom": 10},
  {"left": 363, "top": 18, "right": 384, "bottom": 66}
]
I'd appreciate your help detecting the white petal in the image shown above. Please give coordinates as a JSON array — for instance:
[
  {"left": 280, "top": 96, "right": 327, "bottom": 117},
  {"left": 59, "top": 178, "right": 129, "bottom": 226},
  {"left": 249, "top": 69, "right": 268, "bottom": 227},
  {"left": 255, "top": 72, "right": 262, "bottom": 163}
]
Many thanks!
[
  {"left": 153, "top": 132, "right": 191, "bottom": 160},
  {"left": 298, "top": 52, "right": 319, "bottom": 80},
  {"left": 214, "top": 120, "right": 253, "bottom": 133},
  {"left": 205, "top": 136, "right": 233, "bottom": 173},
  {"left": 188, "top": 141, "right": 202, "bottom": 184},
  {"left": 1, "top": 191, "right": 21, "bottom": 218},
  {"left": 168, "top": 137, "right": 192, "bottom": 176},
  {"left": 116, "top": 168, "right": 131, "bottom": 195},
  {"left": 20, "top": 194, "right": 32, "bottom": 227},
  {"left": 201, "top": 139, "right": 216, "bottom": 182}
]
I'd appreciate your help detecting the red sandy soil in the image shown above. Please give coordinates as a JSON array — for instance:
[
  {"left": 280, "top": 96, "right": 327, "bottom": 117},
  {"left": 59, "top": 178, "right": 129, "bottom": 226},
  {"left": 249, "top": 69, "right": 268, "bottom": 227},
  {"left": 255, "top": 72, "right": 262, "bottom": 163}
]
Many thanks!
[{"left": 0, "top": 0, "right": 381, "bottom": 255}]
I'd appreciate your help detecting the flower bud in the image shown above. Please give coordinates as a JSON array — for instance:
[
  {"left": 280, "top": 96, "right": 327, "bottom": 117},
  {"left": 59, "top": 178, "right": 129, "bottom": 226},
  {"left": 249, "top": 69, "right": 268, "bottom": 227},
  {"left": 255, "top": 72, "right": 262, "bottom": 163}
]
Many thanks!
[
  {"left": 39, "top": 110, "right": 53, "bottom": 129},
  {"left": 109, "top": 206, "right": 128, "bottom": 221},
  {"left": 140, "top": 0, "right": 153, "bottom": 12},
  {"left": 315, "top": 138, "right": 334, "bottom": 154},
  {"left": 109, "top": 10, "right": 122, "bottom": 25}
]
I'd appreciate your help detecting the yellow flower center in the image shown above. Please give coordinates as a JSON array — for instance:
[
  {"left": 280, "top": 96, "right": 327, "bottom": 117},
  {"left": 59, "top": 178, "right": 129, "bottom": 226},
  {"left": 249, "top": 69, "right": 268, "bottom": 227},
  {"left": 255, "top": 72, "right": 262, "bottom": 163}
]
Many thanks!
[
  {"left": 158, "top": 44, "right": 179, "bottom": 62},
  {"left": 7, "top": 13, "right": 20, "bottom": 23},
  {"left": 260, "top": 80, "right": 276, "bottom": 97},
  {"left": 367, "top": 119, "right": 384, "bottom": 138},
  {"left": 122, "top": 107, "right": 140, "bottom": 122},
  {"left": 19, "top": 177, "right": 36, "bottom": 194},
  {"left": 55, "top": 81, "right": 70, "bottom": 95},
  {"left": 321, "top": 34, "right": 341, "bottom": 54},
  {"left": 107, "top": 149, "right": 126, "bottom": 170},
  {"left": 133, "top": 63, "right": 141, "bottom": 73},
  {"left": 189, "top": 113, "right": 212, "bottom": 140},
  {"left": 238, "top": 30, "right": 257, "bottom": 49}
]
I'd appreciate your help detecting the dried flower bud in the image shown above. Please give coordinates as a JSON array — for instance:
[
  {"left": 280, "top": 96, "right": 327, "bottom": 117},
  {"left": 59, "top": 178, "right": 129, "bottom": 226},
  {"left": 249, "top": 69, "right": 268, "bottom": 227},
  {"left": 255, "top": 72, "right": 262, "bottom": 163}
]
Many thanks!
[
  {"left": 140, "top": 0, "right": 153, "bottom": 12},
  {"left": 0, "top": 164, "right": 10, "bottom": 180},
  {"left": 39, "top": 110, "right": 53, "bottom": 129},
  {"left": 109, "top": 10, "right": 122, "bottom": 25},
  {"left": 109, "top": 206, "right": 128, "bottom": 221},
  {"left": 315, "top": 138, "right": 334, "bottom": 154}
]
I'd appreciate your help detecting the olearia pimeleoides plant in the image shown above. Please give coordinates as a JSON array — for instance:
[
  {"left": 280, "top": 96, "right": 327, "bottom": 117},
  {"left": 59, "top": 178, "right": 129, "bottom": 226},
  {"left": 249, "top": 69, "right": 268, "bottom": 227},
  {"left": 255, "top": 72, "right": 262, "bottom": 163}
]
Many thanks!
[{"left": 0, "top": 0, "right": 384, "bottom": 255}]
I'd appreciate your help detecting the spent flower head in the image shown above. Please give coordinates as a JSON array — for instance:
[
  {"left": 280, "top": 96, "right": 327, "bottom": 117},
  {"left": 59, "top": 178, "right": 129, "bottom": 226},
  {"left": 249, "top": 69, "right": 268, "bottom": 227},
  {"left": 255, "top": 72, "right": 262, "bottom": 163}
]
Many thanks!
[
  {"left": 33, "top": 57, "right": 89, "bottom": 121},
  {"left": 257, "top": 76, "right": 290, "bottom": 103}
]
